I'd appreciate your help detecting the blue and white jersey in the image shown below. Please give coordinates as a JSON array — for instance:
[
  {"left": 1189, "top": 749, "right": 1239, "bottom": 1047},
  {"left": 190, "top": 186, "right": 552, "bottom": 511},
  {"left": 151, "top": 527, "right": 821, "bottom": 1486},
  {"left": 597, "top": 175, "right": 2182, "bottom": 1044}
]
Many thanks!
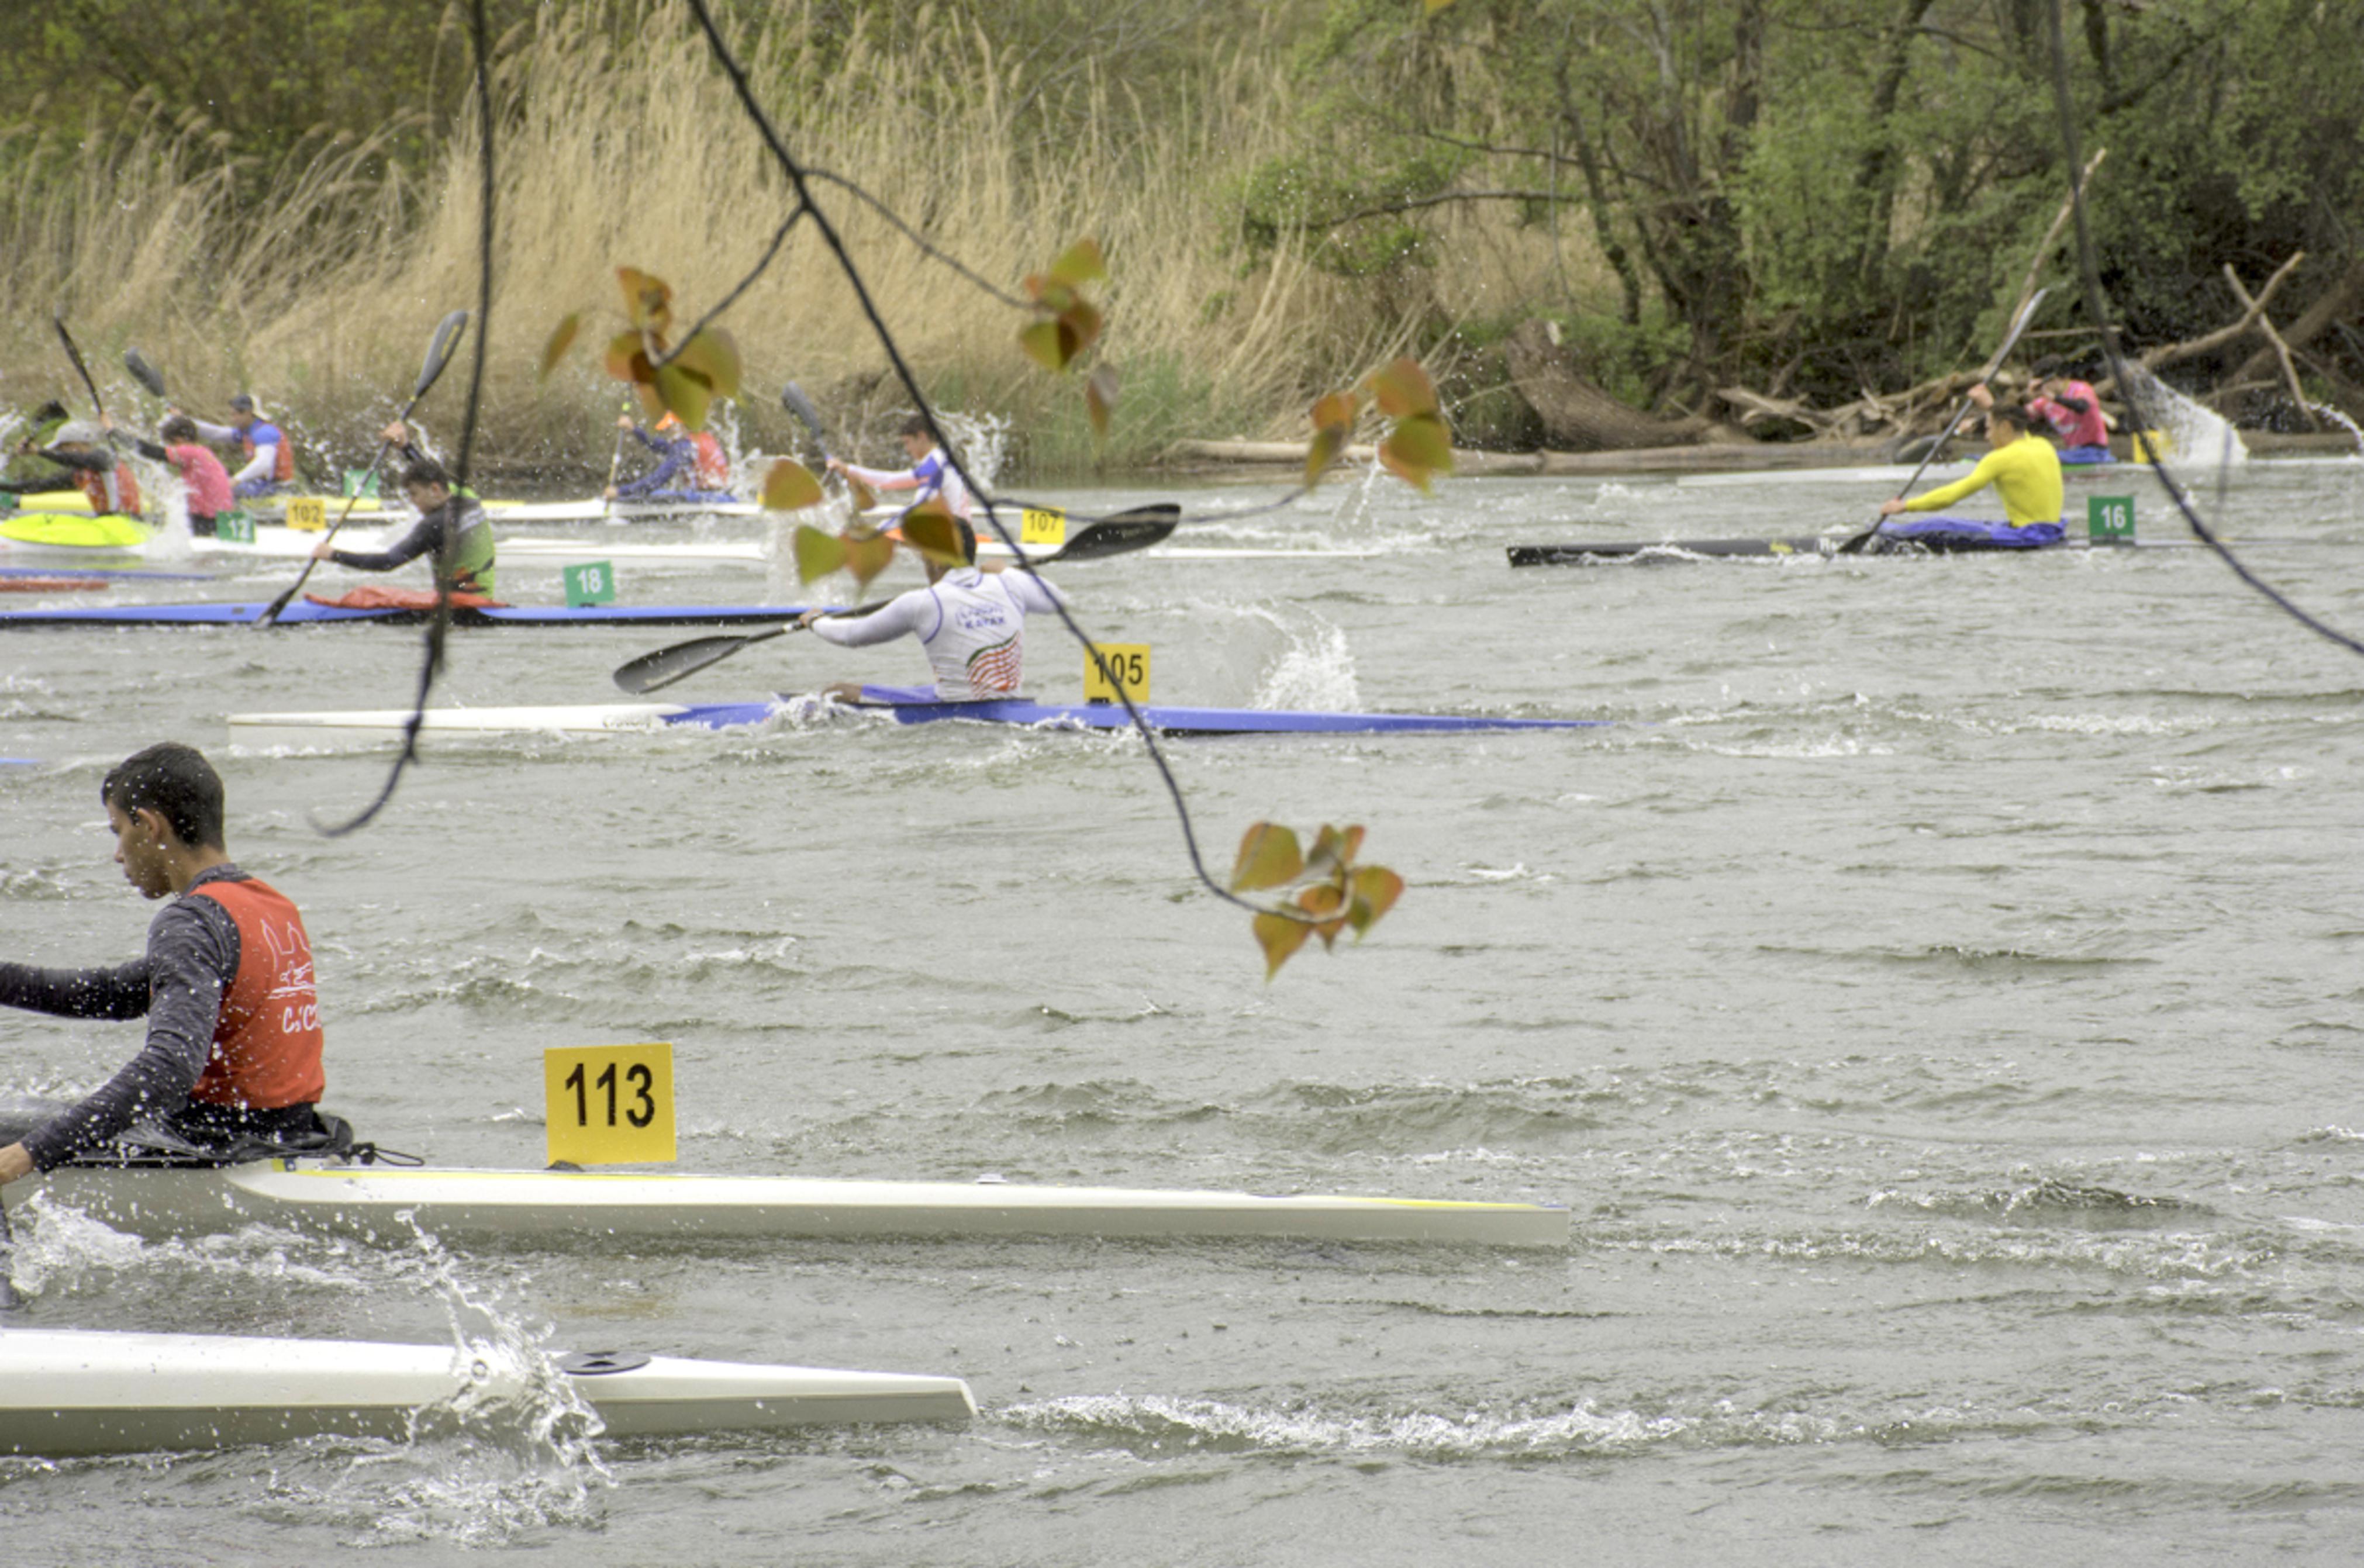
[{"left": 807, "top": 566, "right": 1063, "bottom": 700}]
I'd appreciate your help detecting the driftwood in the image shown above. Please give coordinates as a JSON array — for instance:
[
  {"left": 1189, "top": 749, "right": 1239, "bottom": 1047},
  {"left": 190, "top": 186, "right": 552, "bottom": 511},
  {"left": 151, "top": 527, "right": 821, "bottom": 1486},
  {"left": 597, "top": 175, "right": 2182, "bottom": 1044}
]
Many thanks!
[
  {"left": 2220, "top": 264, "right": 2318, "bottom": 429},
  {"left": 2138, "top": 251, "right": 2306, "bottom": 371},
  {"left": 1502, "top": 318, "right": 1722, "bottom": 450},
  {"left": 2228, "top": 253, "right": 2364, "bottom": 389}
]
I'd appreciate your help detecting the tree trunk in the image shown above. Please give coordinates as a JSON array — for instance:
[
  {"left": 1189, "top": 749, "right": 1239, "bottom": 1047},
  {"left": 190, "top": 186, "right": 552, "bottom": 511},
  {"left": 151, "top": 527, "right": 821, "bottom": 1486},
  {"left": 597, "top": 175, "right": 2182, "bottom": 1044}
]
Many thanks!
[
  {"left": 1503, "top": 319, "right": 1718, "bottom": 450},
  {"left": 2228, "top": 254, "right": 2364, "bottom": 386}
]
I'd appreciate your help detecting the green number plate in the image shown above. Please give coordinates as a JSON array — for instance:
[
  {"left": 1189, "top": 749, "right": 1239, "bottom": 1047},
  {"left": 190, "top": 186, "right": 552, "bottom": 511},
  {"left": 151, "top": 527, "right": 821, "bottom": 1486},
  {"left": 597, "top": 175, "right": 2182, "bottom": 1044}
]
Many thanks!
[
  {"left": 565, "top": 560, "right": 617, "bottom": 607},
  {"left": 2087, "top": 495, "right": 2135, "bottom": 545}
]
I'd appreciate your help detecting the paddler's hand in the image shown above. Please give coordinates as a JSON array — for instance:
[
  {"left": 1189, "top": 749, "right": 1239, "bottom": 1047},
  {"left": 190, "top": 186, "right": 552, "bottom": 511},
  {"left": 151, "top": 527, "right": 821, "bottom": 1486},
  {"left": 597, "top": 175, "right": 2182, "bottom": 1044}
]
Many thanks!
[
  {"left": 381, "top": 420, "right": 409, "bottom": 445},
  {"left": 1878, "top": 498, "right": 1907, "bottom": 518},
  {"left": 0, "top": 1143, "right": 33, "bottom": 1184},
  {"left": 616, "top": 415, "right": 634, "bottom": 431},
  {"left": 1967, "top": 383, "right": 1995, "bottom": 411},
  {"left": 310, "top": 541, "right": 336, "bottom": 560},
  {"left": 795, "top": 608, "right": 824, "bottom": 628},
  {"left": 603, "top": 485, "right": 619, "bottom": 500}
]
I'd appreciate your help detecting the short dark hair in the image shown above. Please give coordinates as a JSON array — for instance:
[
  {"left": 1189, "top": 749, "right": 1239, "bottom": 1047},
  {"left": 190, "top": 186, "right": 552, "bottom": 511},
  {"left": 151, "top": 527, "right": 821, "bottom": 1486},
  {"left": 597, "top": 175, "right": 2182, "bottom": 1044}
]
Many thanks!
[
  {"left": 158, "top": 414, "right": 198, "bottom": 444},
  {"left": 1988, "top": 403, "right": 2038, "bottom": 434},
  {"left": 401, "top": 458, "right": 451, "bottom": 489},
  {"left": 102, "top": 742, "right": 226, "bottom": 849},
  {"left": 229, "top": 393, "right": 257, "bottom": 413},
  {"left": 955, "top": 517, "right": 977, "bottom": 563},
  {"left": 899, "top": 414, "right": 932, "bottom": 440}
]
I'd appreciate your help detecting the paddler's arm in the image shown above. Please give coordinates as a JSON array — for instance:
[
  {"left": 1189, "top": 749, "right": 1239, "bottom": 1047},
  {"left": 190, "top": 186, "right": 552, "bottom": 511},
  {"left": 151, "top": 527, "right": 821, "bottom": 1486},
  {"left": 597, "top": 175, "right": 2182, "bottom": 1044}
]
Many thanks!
[
  {"left": 8, "top": 899, "right": 234, "bottom": 1175},
  {"left": 315, "top": 511, "right": 438, "bottom": 571},
  {"left": 0, "top": 958, "right": 152, "bottom": 1020},
  {"left": 799, "top": 592, "right": 927, "bottom": 647},
  {"left": 30, "top": 445, "right": 109, "bottom": 475},
  {"left": 827, "top": 458, "right": 917, "bottom": 492}
]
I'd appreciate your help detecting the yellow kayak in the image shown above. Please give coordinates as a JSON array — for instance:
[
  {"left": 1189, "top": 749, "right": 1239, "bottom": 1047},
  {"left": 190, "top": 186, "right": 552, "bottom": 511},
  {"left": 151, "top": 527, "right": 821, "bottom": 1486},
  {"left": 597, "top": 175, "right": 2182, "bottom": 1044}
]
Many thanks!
[
  {"left": 0, "top": 512, "right": 153, "bottom": 550},
  {"left": 4, "top": 489, "right": 95, "bottom": 514}
]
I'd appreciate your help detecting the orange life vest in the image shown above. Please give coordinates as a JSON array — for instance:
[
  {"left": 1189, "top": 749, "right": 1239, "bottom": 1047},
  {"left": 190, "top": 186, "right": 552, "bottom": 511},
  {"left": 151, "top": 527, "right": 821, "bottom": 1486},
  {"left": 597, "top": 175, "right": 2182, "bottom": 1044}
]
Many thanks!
[
  {"left": 243, "top": 422, "right": 298, "bottom": 482},
  {"left": 77, "top": 463, "right": 142, "bottom": 516},
  {"left": 693, "top": 431, "right": 730, "bottom": 489},
  {"left": 185, "top": 877, "right": 326, "bottom": 1109}
]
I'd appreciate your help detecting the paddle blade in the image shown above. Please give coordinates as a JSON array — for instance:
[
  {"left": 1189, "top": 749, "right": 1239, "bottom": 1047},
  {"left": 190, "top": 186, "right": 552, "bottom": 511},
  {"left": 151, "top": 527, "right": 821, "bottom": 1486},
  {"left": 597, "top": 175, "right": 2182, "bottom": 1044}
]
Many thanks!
[
  {"left": 1045, "top": 503, "right": 1181, "bottom": 562},
  {"left": 613, "top": 625, "right": 791, "bottom": 695},
  {"left": 781, "top": 382, "right": 830, "bottom": 448},
  {"left": 123, "top": 348, "right": 166, "bottom": 399},
  {"left": 415, "top": 309, "right": 470, "bottom": 399}
]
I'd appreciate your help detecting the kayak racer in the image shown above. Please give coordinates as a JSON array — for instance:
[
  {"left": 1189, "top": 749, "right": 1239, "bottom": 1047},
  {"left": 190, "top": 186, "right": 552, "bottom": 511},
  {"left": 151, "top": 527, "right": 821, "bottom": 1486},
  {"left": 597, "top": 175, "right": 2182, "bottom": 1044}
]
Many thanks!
[
  {"left": 796, "top": 516, "right": 1064, "bottom": 703},
  {"left": 102, "top": 412, "right": 233, "bottom": 535},
  {"left": 0, "top": 743, "right": 332, "bottom": 1183},
  {"left": 828, "top": 414, "right": 973, "bottom": 524},
  {"left": 9, "top": 420, "right": 143, "bottom": 516},
  {"left": 2025, "top": 358, "right": 2115, "bottom": 464},
  {"left": 1872, "top": 397, "right": 2064, "bottom": 550},
  {"left": 185, "top": 392, "right": 298, "bottom": 500},
  {"left": 606, "top": 411, "right": 736, "bottom": 503},
  {"left": 310, "top": 456, "right": 496, "bottom": 596}
]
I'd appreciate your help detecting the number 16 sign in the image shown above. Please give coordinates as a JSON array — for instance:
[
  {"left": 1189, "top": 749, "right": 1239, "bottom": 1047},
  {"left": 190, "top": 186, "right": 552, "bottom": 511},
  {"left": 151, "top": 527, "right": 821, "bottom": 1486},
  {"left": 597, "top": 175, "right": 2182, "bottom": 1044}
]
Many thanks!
[{"left": 544, "top": 1042, "right": 677, "bottom": 1166}]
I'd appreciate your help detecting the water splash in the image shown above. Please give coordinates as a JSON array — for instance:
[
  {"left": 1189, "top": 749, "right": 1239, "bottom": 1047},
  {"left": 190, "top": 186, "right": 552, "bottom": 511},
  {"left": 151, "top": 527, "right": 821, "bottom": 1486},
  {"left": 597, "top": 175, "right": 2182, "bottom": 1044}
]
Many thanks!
[
  {"left": 2305, "top": 402, "right": 2364, "bottom": 459},
  {"left": 1251, "top": 617, "right": 1361, "bottom": 712},
  {"left": 2116, "top": 361, "right": 2249, "bottom": 466}
]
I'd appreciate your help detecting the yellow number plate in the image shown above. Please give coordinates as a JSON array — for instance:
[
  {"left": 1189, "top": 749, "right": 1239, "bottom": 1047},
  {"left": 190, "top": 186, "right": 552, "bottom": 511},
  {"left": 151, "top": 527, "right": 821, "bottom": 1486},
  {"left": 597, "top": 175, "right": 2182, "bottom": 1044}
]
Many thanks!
[
  {"left": 284, "top": 496, "right": 329, "bottom": 531},
  {"left": 1020, "top": 506, "right": 1067, "bottom": 546},
  {"left": 544, "top": 1042, "right": 677, "bottom": 1166},
  {"left": 1083, "top": 643, "right": 1151, "bottom": 703}
]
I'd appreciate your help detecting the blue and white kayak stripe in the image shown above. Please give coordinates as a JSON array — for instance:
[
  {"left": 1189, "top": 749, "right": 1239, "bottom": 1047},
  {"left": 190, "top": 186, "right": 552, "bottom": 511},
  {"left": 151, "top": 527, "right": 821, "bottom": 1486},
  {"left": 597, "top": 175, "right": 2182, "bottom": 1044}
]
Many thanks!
[{"left": 229, "top": 696, "right": 1607, "bottom": 748}]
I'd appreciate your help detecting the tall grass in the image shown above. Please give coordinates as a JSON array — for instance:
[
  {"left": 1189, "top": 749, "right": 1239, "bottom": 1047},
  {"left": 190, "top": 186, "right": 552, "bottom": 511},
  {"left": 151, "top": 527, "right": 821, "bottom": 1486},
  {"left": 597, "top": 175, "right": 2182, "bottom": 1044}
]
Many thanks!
[{"left": 0, "top": 3, "right": 1572, "bottom": 479}]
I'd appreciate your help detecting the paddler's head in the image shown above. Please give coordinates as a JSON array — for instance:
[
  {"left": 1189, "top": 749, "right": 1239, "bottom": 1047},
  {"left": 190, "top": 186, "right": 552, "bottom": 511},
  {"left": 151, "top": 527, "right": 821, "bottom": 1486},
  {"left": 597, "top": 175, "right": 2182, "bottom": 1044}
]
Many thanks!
[
  {"left": 399, "top": 457, "right": 453, "bottom": 513},
  {"left": 158, "top": 414, "right": 198, "bottom": 444},
  {"left": 1985, "top": 403, "right": 2038, "bottom": 447},
  {"left": 51, "top": 420, "right": 103, "bottom": 454},
  {"left": 228, "top": 392, "right": 260, "bottom": 431},
  {"left": 898, "top": 413, "right": 933, "bottom": 463},
  {"left": 101, "top": 742, "right": 226, "bottom": 899}
]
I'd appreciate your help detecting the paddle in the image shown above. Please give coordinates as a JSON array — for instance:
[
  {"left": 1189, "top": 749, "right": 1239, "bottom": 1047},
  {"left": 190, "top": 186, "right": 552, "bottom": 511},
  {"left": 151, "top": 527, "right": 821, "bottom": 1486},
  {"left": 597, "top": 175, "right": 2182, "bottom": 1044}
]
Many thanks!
[
  {"left": 611, "top": 503, "right": 1182, "bottom": 694},
  {"left": 1837, "top": 288, "right": 2049, "bottom": 555},
  {"left": 124, "top": 348, "right": 167, "bottom": 401},
  {"left": 256, "top": 310, "right": 468, "bottom": 626},
  {"left": 601, "top": 395, "right": 633, "bottom": 516},
  {"left": 53, "top": 315, "right": 105, "bottom": 423},
  {"left": 780, "top": 382, "right": 876, "bottom": 511}
]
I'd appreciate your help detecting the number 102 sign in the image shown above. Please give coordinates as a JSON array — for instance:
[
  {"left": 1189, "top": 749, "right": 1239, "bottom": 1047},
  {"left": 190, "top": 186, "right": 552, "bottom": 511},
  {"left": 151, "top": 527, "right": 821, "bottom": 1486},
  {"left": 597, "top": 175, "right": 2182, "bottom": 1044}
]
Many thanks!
[{"left": 544, "top": 1041, "right": 676, "bottom": 1166}]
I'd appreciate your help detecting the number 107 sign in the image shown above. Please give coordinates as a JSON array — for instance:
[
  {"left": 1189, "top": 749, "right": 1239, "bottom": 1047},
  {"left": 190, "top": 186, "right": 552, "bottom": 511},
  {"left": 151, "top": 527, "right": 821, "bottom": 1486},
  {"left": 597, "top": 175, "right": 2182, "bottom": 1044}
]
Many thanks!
[{"left": 544, "top": 1042, "right": 676, "bottom": 1165}]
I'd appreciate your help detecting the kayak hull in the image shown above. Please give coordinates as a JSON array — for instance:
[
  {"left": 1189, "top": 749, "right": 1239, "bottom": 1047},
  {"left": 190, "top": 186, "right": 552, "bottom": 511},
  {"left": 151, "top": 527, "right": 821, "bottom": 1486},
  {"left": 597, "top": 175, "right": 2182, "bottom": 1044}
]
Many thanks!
[
  {"left": 23, "top": 1161, "right": 1571, "bottom": 1248},
  {"left": 0, "top": 1329, "right": 974, "bottom": 1455},
  {"left": 227, "top": 696, "right": 1607, "bottom": 747},
  {"left": 0, "top": 600, "right": 815, "bottom": 628}
]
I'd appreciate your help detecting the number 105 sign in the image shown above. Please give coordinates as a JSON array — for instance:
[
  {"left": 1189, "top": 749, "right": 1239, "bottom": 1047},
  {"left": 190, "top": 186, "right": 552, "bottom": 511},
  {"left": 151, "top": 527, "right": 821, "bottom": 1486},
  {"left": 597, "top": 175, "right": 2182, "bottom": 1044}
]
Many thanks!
[{"left": 544, "top": 1042, "right": 677, "bottom": 1165}]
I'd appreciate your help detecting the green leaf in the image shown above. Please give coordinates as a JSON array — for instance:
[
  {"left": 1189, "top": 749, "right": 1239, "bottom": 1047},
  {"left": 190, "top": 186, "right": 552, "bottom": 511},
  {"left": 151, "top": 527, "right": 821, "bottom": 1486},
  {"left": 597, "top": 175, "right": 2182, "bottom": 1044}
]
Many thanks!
[
  {"left": 1254, "top": 909, "right": 1314, "bottom": 982},
  {"left": 1230, "top": 823, "right": 1303, "bottom": 893},
  {"left": 653, "top": 361, "right": 712, "bottom": 431},
  {"left": 1379, "top": 413, "right": 1454, "bottom": 492},
  {"left": 539, "top": 311, "right": 582, "bottom": 381},
  {"left": 762, "top": 459, "right": 823, "bottom": 512},
  {"left": 1019, "top": 319, "right": 1069, "bottom": 374},
  {"left": 1045, "top": 237, "right": 1107, "bottom": 291},
  {"left": 672, "top": 327, "right": 741, "bottom": 402},
  {"left": 1304, "top": 824, "right": 1364, "bottom": 878},
  {"left": 792, "top": 524, "right": 845, "bottom": 583},
  {"left": 1304, "top": 425, "right": 1347, "bottom": 489},
  {"left": 844, "top": 529, "right": 896, "bottom": 591}
]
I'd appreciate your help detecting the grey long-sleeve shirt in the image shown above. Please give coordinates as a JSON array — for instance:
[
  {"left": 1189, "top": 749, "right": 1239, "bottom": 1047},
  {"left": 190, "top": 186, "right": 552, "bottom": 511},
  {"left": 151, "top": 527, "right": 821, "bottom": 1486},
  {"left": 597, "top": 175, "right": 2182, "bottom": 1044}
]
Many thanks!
[{"left": 0, "top": 865, "right": 253, "bottom": 1170}]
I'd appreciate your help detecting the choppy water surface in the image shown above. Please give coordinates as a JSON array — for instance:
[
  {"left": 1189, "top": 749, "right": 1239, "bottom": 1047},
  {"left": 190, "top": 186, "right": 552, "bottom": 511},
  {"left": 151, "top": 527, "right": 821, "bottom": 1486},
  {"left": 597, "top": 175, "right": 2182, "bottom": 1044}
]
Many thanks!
[{"left": 3, "top": 458, "right": 2362, "bottom": 1563}]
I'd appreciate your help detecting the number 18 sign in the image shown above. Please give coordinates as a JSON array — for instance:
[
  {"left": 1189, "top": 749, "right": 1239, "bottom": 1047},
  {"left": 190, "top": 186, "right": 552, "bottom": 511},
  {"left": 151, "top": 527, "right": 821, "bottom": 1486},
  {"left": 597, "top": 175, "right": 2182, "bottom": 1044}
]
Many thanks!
[{"left": 544, "top": 1042, "right": 676, "bottom": 1165}]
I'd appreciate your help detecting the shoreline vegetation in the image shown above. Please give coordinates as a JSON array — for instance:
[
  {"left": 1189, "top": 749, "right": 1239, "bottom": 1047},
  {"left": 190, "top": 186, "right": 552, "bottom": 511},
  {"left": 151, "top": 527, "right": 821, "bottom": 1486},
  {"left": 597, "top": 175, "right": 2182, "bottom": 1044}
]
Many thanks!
[{"left": 3, "top": 1, "right": 2357, "bottom": 487}]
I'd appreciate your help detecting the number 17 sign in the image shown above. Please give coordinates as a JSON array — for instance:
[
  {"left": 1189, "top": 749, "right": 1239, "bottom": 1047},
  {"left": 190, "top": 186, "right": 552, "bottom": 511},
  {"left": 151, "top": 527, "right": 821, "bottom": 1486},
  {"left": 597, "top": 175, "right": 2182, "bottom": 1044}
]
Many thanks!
[{"left": 544, "top": 1042, "right": 677, "bottom": 1166}]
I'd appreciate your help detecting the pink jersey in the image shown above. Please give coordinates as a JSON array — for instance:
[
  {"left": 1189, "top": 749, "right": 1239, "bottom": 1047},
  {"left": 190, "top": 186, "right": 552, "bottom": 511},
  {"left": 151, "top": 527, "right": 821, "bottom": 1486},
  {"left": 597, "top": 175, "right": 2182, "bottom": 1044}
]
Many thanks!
[
  {"left": 168, "top": 441, "right": 234, "bottom": 519},
  {"left": 2028, "top": 381, "right": 2108, "bottom": 448}
]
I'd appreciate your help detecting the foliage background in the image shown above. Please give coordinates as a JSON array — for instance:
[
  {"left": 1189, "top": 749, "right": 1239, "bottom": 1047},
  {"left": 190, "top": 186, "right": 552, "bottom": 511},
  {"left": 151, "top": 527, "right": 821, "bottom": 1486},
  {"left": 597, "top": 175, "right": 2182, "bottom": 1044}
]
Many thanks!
[{"left": 2, "top": 0, "right": 2355, "bottom": 475}]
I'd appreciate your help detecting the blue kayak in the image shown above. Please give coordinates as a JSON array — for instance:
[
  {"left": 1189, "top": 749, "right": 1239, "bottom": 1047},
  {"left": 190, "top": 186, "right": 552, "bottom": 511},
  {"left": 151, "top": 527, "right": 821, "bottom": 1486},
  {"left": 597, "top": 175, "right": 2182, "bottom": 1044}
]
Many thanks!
[
  {"left": 0, "top": 602, "right": 815, "bottom": 628},
  {"left": 671, "top": 697, "right": 1604, "bottom": 737}
]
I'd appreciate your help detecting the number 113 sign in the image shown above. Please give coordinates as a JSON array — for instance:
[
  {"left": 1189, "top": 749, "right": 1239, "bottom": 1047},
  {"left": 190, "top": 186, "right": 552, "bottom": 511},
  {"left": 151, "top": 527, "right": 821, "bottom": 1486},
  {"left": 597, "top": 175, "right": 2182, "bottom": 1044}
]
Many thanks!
[{"left": 544, "top": 1042, "right": 677, "bottom": 1165}]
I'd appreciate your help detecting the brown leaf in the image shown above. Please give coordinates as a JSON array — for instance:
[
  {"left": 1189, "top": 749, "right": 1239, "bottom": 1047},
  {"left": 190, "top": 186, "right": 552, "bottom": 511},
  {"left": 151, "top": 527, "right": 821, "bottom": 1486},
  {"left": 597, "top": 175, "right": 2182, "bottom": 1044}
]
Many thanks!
[
  {"left": 897, "top": 500, "right": 965, "bottom": 567},
  {"left": 1345, "top": 865, "right": 1406, "bottom": 939},
  {"left": 539, "top": 312, "right": 582, "bottom": 381},
  {"left": 1295, "top": 882, "right": 1349, "bottom": 950},
  {"left": 1365, "top": 357, "right": 1438, "bottom": 419},
  {"left": 617, "top": 267, "right": 673, "bottom": 334},
  {"left": 1305, "top": 824, "right": 1365, "bottom": 878},
  {"left": 1230, "top": 822, "right": 1304, "bottom": 893},
  {"left": 762, "top": 459, "right": 823, "bottom": 512},
  {"left": 844, "top": 529, "right": 896, "bottom": 590},
  {"left": 603, "top": 331, "right": 652, "bottom": 386},
  {"left": 1086, "top": 363, "right": 1121, "bottom": 440},
  {"left": 1253, "top": 909, "right": 1314, "bottom": 982},
  {"left": 1312, "top": 391, "right": 1359, "bottom": 433}
]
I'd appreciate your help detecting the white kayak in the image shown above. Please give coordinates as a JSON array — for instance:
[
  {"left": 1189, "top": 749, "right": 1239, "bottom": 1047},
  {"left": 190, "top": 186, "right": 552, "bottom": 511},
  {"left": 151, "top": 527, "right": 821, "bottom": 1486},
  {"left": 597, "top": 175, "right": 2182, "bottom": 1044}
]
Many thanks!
[
  {"left": 0, "top": 1328, "right": 974, "bottom": 1456},
  {"left": 20, "top": 1160, "right": 1571, "bottom": 1248}
]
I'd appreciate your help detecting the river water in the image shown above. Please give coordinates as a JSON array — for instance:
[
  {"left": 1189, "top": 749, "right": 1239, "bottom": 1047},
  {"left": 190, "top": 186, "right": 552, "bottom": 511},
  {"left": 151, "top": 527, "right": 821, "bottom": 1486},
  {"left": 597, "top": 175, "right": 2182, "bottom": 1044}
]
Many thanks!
[{"left": 2, "top": 457, "right": 2360, "bottom": 1563}]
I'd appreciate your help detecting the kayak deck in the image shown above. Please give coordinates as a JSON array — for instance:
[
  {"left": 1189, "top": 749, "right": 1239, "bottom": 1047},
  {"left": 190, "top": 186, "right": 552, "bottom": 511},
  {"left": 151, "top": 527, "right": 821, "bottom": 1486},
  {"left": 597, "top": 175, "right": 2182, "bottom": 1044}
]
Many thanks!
[
  {"left": 26, "top": 1161, "right": 1572, "bottom": 1248},
  {"left": 0, "top": 600, "right": 815, "bottom": 628},
  {"left": 228, "top": 696, "right": 1607, "bottom": 747},
  {"left": 0, "top": 1328, "right": 974, "bottom": 1455}
]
